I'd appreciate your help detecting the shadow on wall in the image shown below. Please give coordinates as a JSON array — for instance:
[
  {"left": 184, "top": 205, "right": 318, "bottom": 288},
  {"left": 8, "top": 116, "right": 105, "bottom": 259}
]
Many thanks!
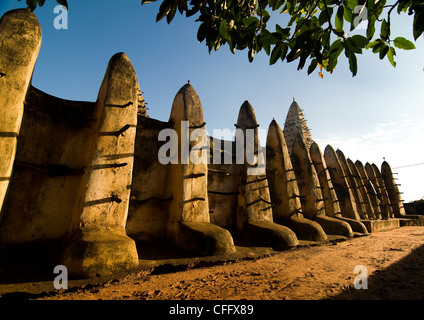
[{"left": 330, "top": 243, "right": 424, "bottom": 300}]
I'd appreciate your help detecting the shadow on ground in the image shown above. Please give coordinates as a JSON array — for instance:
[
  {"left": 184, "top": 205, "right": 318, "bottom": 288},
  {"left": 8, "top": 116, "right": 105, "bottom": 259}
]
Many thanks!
[
  {"left": 0, "top": 240, "right": 62, "bottom": 285},
  {"left": 0, "top": 235, "right": 279, "bottom": 299},
  {"left": 331, "top": 244, "right": 424, "bottom": 300}
]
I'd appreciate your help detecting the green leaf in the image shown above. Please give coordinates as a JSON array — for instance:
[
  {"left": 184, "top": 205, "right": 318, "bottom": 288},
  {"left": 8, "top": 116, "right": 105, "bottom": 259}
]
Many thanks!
[
  {"left": 286, "top": 0, "right": 296, "bottom": 14},
  {"left": 413, "top": 28, "right": 423, "bottom": 41},
  {"left": 372, "top": 43, "right": 385, "bottom": 53},
  {"left": 263, "top": 42, "right": 271, "bottom": 55},
  {"left": 346, "top": 37, "right": 362, "bottom": 54},
  {"left": 297, "top": 54, "right": 307, "bottom": 70},
  {"left": 333, "top": 29, "right": 345, "bottom": 37},
  {"left": 328, "top": 38, "right": 343, "bottom": 54},
  {"left": 243, "top": 17, "right": 259, "bottom": 27},
  {"left": 260, "top": 32, "right": 278, "bottom": 46},
  {"left": 335, "top": 6, "right": 344, "bottom": 30},
  {"left": 260, "top": 32, "right": 278, "bottom": 55},
  {"left": 314, "top": 46, "right": 323, "bottom": 64},
  {"left": 318, "top": 10, "right": 328, "bottom": 25},
  {"left": 280, "top": 42, "right": 289, "bottom": 62},
  {"left": 344, "top": 7, "right": 353, "bottom": 23},
  {"left": 393, "top": 37, "right": 416, "bottom": 50},
  {"left": 275, "top": 24, "right": 290, "bottom": 39},
  {"left": 379, "top": 44, "right": 389, "bottom": 59},
  {"left": 321, "top": 29, "right": 331, "bottom": 48},
  {"left": 207, "top": 33, "right": 218, "bottom": 53},
  {"left": 26, "top": 0, "right": 37, "bottom": 11},
  {"left": 56, "top": 0, "right": 68, "bottom": 9},
  {"left": 397, "top": 0, "right": 409, "bottom": 14},
  {"left": 327, "top": 39, "right": 343, "bottom": 70},
  {"left": 366, "top": 38, "right": 385, "bottom": 52},
  {"left": 366, "top": 37, "right": 382, "bottom": 47},
  {"left": 177, "top": 0, "right": 187, "bottom": 14},
  {"left": 219, "top": 20, "right": 231, "bottom": 42},
  {"left": 276, "top": 24, "right": 284, "bottom": 34},
  {"left": 142, "top": 0, "right": 158, "bottom": 4},
  {"left": 166, "top": 2, "right": 177, "bottom": 24},
  {"left": 387, "top": 47, "right": 396, "bottom": 67},
  {"left": 346, "top": 0, "right": 358, "bottom": 10},
  {"left": 156, "top": 0, "right": 172, "bottom": 22},
  {"left": 367, "top": 0, "right": 374, "bottom": 13},
  {"left": 214, "top": 38, "right": 222, "bottom": 51},
  {"left": 380, "top": 19, "right": 390, "bottom": 41},
  {"left": 307, "top": 59, "right": 318, "bottom": 75},
  {"left": 261, "top": 9, "right": 271, "bottom": 24},
  {"left": 286, "top": 47, "right": 302, "bottom": 62},
  {"left": 270, "top": 43, "right": 283, "bottom": 65},
  {"left": 413, "top": 11, "right": 424, "bottom": 40},
  {"left": 197, "top": 22, "right": 208, "bottom": 43},
  {"left": 248, "top": 47, "right": 255, "bottom": 63},
  {"left": 348, "top": 51, "right": 358, "bottom": 76},
  {"left": 269, "top": 0, "right": 277, "bottom": 9},
  {"left": 274, "top": 0, "right": 285, "bottom": 11},
  {"left": 366, "top": 17, "right": 376, "bottom": 40},
  {"left": 351, "top": 35, "right": 368, "bottom": 48}
]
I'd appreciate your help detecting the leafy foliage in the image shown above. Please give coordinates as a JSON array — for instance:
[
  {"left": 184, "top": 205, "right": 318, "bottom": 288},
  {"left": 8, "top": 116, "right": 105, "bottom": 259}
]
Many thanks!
[
  {"left": 22, "top": 0, "right": 68, "bottom": 12},
  {"left": 21, "top": 0, "right": 422, "bottom": 76},
  {"left": 142, "top": 0, "right": 423, "bottom": 76}
]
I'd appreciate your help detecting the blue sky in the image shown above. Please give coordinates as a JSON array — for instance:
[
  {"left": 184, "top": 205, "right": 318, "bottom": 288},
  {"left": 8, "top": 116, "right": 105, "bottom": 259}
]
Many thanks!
[{"left": 1, "top": 0, "right": 423, "bottom": 202}]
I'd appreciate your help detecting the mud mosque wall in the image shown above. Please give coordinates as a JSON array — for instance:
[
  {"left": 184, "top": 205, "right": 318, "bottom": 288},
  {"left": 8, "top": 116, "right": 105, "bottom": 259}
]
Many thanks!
[{"left": 0, "top": 9, "right": 413, "bottom": 278}]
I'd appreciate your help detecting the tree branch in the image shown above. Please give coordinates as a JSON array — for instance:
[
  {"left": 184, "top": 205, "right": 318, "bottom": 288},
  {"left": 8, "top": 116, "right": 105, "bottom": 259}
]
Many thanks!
[
  {"left": 387, "top": 0, "right": 400, "bottom": 28},
  {"left": 386, "top": 0, "right": 400, "bottom": 42},
  {"left": 323, "top": 0, "right": 333, "bottom": 30},
  {"left": 289, "top": 0, "right": 321, "bottom": 41}
]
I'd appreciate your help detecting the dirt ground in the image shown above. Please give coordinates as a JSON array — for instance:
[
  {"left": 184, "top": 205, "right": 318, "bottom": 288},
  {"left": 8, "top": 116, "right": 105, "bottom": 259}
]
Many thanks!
[
  {"left": 2, "top": 226, "right": 422, "bottom": 301},
  {"left": 3, "top": 227, "right": 424, "bottom": 300}
]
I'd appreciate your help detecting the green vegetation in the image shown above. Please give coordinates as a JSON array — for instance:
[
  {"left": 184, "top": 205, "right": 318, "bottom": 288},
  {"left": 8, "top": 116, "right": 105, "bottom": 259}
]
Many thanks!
[{"left": 24, "top": 0, "right": 423, "bottom": 76}]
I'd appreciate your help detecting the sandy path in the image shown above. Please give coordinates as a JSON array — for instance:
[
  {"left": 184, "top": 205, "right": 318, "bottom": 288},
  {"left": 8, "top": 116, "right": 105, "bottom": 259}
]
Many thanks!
[{"left": 39, "top": 226, "right": 424, "bottom": 300}]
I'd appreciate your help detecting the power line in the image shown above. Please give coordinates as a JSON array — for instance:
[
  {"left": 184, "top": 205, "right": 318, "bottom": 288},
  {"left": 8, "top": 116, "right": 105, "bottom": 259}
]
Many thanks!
[{"left": 392, "top": 162, "right": 424, "bottom": 169}]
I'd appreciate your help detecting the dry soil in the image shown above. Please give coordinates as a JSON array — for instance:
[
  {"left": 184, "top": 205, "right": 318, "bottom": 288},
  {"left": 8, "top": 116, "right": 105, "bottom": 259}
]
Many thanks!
[{"left": 13, "top": 226, "right": 424, "bottom": 301}]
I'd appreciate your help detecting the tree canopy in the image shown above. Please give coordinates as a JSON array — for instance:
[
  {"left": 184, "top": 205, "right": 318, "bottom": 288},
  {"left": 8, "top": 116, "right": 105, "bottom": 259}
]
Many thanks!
[{"left": 24, "top": 0, "right": 423, "bottom": 77}]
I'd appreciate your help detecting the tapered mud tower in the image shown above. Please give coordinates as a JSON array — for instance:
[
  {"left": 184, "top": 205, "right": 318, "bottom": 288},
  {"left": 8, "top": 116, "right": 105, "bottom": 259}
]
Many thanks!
[
  {"left": 0, "top": 9, "right": 42, "bottom": 217},
  {"left": 381, "top": 161, "right": 406, "bottom": 217},
  {"left": 365, "top": 163, "right": 392, "bottom": 219},
  {"left": 291, "top": 134, "right": 353, "bottom": 238},
  {"left": 324, "top": 145, "right": 361, "bottom": 221},
  {"left": 283, "top": 101, "right": 314, "bottom": 155},
  {"left": 61, "top": 53, "right": 139, "bottom": 277},
  {"left": 347, "top": 158, "right": 375, "bottom": 219},
  {"left": 336, "top": 149, "right": 368, "bottom": 220},
  {"left": 355, "top": 160, "right": 382, "bottom": 219},
  {"left": 372, "top": 163, "right": 395, "bottom": 219},
  {"left": 236, "top": 102, "right": 298, "bottom": 250},
  {"left": 166, "top": 84, "right": 235, "bottom": 255},
  {"left": 266, "top": 120, "right": 327, "bottom": 242},
  {"left": 310, "top": 142, "right": 341, "bottom": 218},
  {"left": 310, "top": 144, "right": 368, "bottom": 234}
]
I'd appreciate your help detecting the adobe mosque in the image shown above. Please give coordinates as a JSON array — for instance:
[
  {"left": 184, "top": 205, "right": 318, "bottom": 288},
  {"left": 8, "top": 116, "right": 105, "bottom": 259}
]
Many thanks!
[{"left": 0, "top": 9, "right": 421, "bottom": 278}]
